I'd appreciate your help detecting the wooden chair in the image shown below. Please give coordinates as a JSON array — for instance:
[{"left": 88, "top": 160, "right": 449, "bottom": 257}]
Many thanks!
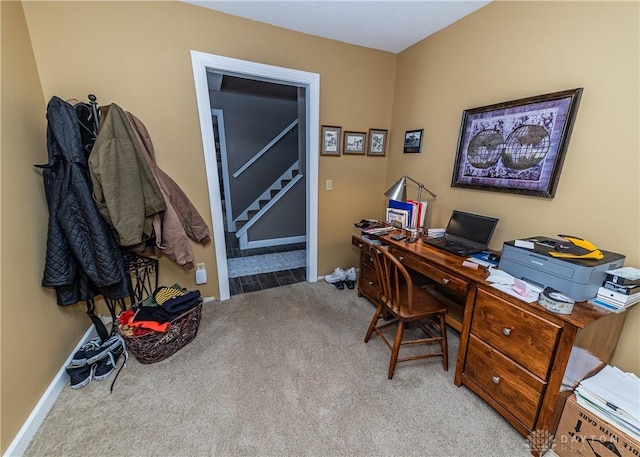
[{"left": 364, "top": 244, "right": 448, "bottom": 379}]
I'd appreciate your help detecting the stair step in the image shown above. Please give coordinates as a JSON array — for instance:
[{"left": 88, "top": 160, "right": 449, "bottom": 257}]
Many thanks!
[
  {"left": 248, "top": 210, "right": 259, "bottom": 218},
  {"left": 236, "top": 220, "right": 248, "bottom": 230},
  {"left": 258, "top": 199, "right": 269, "bottom": 208}
]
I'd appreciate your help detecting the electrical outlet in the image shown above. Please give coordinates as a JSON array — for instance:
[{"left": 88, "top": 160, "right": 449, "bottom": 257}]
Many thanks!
[
  {"left": 195, "top": 268, "right": 207, "bottom": 285},
  {"left": 326, "top": 179, "right": 332, "bottom": 191},
  {"left": 196, "top": 263, "right": 205, "bottom": 270}
]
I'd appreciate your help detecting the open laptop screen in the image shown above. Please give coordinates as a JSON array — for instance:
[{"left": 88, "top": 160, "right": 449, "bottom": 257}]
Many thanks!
[{"left": 446, "top": 210, "right": 499, "bottom": 248}]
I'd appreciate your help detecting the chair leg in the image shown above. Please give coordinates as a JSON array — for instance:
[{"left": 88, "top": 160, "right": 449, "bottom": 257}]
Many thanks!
[
  {"left": 364, "top": 305, "right": 383, "bottom": 343},
  {"left": 388, "top": 321, "right": 405, "bottom": 379},
  {"left": 440, "top": 314, "right": 448, "bottom": 371}
]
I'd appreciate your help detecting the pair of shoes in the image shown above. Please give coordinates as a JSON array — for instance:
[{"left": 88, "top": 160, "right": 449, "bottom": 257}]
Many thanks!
[
  {"left": 345, "top": 267, "right": 357, "bottom": 290},
  {"left": 325, "top": 267, "right": 346, "bottom": 290},
  {"left": 66, "top": 335, "right": 128, "bottom": 390},
  {"left": 325, "top": 267, "right": 358, "bottom": 290}
]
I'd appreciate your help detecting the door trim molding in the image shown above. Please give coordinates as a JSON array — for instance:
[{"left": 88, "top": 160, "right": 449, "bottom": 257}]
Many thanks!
[{"left": 190, "top": 51, "right": 319, "bottom": 300}]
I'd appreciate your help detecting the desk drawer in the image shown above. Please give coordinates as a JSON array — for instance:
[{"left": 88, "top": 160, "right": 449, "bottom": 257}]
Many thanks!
[
  {"left": 352, "top": 235, "right": 375, "bottom": 255},
  {"left": 358, "top": 262, "right": 379, "bottom": 301},
  {"left": 391, "top": 248, "right": 468, "bottom": 296},
  {"left": 465, "top": 335, "right": 545, "bottom": 430},
  {"left": 471, "top": 288, "right": 561, "bottom": 380}
]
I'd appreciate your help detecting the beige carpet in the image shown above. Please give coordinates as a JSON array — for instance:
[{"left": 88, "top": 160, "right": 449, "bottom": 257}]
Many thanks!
[{"left": 24, "top": 282, "right": 536, "bottom": 457}]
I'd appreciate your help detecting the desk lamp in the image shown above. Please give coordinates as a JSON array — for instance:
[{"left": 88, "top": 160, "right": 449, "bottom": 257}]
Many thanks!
[
  {"left": 384, "top": 174, "right": 436, "bottom": 236},
  {"left": 384, "top": 174, "right": 437, "bottom": 202}
]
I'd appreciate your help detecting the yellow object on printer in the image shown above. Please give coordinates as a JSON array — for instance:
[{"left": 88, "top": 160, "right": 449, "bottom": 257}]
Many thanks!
[{"left": 548, "top": 234, "right": 604, "bottom": 260}]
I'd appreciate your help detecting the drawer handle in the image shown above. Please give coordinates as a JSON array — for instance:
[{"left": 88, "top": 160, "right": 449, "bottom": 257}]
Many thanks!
[
  {"left": 368, "top": 281, "right": 374, "bottom": 286},
  {"left": 398, "top": 256, "right": 405, "bottom": 261},
  {"left": 357, "top": 243, "right": 363, "bottom": 248},
  {"left": 441, "top": 278, "right": 450, "bottom": 285},
  {"left": 492, "top": 376, "right": 500, "bottom": 384},
  {"left": 502, "top": 328, "right": 512, "bottom": 336}
]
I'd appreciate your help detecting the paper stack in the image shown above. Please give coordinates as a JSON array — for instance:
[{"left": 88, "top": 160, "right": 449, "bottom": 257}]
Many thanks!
[
  {"left": 575, "top": 365, "right": 640, "bottom": 440},
  {"left": 589, "top": 266, "right": 640, "bottom": 313},
  {"left": 427, "top": 228, "right": 445, "bottom": 238}
]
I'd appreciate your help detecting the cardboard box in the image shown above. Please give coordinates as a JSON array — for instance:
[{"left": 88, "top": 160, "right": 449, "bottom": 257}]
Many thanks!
[{"left": 553, "top": 394, "right": 639, "bottom": 457}]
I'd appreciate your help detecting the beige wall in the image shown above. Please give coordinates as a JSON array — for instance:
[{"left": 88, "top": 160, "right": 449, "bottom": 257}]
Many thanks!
[
  {"left": 0, "top": 1, "right": 91, "bottom": 451},
  {"left": 2, "top": 0, "right": 638, "bottom": 452},
  {"left": 389, "top": 1, "right": 639, "bottom": 372}
]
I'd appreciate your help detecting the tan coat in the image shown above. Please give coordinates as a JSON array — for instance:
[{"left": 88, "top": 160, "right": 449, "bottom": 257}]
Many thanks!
[{"left": 125, "top": 112, "right": 211, "bottom": 270}]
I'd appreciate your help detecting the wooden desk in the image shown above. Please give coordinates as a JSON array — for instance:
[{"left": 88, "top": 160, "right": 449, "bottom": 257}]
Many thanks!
[
  {"left": 352, "top": 231, "right": 491, "bottom": 331},
  {"left": 352, "top": 231, "right": 628, "bottom": 453}
]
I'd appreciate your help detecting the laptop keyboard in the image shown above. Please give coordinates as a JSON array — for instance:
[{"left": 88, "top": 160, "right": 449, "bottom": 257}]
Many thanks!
[
  {"left": 425, "top": 236, "right": 480, "bottom": 256},
  {"left": 444, "top": 238, "right": 475, "bottom": 251}
]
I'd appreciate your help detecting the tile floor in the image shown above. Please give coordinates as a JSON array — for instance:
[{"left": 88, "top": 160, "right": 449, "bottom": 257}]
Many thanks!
[{"left": 225, "top": 232, "right": 306, "bottom": 296}]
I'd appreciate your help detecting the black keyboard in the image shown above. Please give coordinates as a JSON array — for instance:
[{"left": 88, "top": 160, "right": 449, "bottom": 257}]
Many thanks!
[
  {"left": 444, "top": 238, "right": 475, "bottom": 251},
  {"left": 423, "top": 237, "right": 481, "bottom": 256}
]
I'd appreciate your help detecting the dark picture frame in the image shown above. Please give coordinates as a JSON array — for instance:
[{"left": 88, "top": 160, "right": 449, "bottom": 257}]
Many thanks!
[
  {"left": 403, "top": 129, "right": 423, "bottom": 153},
  {"left": 321, "top": 125, "right": 341, "bottom": 156},
  {"left": 367, "top": 129, "right": 388, "bottom": 157},
  {"left": 451, "top": 88, "right": 583, "bottom": 198},
  {"left": 343, "top": 131, "right": 366, "bottom": 155}
]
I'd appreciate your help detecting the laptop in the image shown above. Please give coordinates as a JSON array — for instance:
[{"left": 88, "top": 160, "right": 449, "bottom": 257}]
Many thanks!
[{"left": 423, "top": 210, "right": 499, "bottom": 256}]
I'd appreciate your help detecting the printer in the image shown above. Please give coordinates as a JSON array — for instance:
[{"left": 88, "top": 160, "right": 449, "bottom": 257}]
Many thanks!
[{"left": 498, "top": 236, "right": 625, "bottom": 302}]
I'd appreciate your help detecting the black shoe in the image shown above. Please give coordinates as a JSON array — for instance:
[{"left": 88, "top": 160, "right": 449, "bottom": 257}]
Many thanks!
[
  {"left": 65, "top": 363, "right": 94, "bottom": 389},
  {"left": 94, "top": 338, "right": 127, "bottom": 381},
  {"left": 71, "top": 337, "right": 102, "bottom": 366},
  {"left": 85, "top": 335, "right": 125, "bottom": 365}
]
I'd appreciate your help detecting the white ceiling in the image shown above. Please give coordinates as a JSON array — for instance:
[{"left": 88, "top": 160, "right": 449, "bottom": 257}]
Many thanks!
[{"left": 183, "top": 1, "right": 491, "bottom": 54}]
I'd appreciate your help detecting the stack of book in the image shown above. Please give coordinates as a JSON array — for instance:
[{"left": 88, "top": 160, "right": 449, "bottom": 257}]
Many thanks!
[
  {"left": 386, "top": 200, "right": 427, "bottom": 229},
  {"left": 590, "top": 267, "right": 640, "bottom": 312}
]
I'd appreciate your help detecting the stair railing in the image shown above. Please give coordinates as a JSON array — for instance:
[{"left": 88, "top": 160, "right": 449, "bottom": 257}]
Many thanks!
[{"left": 232, "top": 119, "right": 298, "bottom": 178}]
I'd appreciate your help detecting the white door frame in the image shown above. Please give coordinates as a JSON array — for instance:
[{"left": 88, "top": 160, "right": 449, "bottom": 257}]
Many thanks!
[
  {"left": 190, "top": 50, "right": 319, "bottom": 300},
  {"left": 210, "top": 109, "right": 235, "bottom": 231}
]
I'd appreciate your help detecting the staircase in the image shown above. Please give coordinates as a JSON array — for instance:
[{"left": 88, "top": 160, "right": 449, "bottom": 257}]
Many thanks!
[{"left": 233, "top": 161, "right": 303, "bottom": 248}]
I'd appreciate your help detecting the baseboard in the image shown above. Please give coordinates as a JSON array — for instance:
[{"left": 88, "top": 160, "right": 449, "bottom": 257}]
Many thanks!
[{"left": 3, "top": 325, "right": 99, "bottom": 457}]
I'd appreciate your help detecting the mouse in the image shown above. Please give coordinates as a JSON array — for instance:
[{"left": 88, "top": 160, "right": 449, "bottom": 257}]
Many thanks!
[{"left": 488, "top": 253, "right": 500, "bottom": 262}]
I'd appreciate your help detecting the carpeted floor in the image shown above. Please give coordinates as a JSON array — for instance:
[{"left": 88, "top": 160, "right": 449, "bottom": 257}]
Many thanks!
[{"left": 24, "top": 282, "right": 537, "bottom": 457}]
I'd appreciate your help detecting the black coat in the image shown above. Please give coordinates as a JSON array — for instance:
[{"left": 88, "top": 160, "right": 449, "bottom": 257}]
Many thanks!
[{"left": 40, "top": 96, "right": 129, "bottom": 306}]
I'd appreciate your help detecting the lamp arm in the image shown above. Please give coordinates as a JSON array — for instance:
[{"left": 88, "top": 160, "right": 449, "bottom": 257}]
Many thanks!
[{"left": 403, "top": 174, "right": 437, "bottom": 199}]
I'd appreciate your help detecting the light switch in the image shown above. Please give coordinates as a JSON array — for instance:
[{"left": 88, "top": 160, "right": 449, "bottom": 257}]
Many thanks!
[{"left": 326, "top": 179, "right": 333, "bottom": 191}]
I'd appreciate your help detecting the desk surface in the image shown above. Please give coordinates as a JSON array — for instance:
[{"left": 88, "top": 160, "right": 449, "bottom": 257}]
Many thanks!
[{"left": 362, "top": 231, "right": 617, "bottom": 330}]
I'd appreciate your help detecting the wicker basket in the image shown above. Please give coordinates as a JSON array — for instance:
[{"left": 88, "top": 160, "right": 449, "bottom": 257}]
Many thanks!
[{"left": 119, "top": 299, "right": 203, "bottom": 364}]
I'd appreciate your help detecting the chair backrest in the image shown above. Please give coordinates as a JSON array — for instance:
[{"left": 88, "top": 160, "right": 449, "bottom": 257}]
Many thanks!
[{"left": 370, "top": 245, "right": 414, "bottom": 315}]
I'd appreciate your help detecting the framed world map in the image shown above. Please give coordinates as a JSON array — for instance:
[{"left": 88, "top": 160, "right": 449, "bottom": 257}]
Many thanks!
[{"left": 451, "top": 88, "right": 583, "bottom": 198}]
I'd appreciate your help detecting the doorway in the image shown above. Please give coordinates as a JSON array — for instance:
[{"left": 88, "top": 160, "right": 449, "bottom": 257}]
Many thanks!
[{"left": 190, "top": 51, "right": 319, "bottom": 301}]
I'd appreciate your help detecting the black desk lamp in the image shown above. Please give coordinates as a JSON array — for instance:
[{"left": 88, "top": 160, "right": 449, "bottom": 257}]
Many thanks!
[{"left": 384, "top": 174, "right": 437, "bottom": 203}]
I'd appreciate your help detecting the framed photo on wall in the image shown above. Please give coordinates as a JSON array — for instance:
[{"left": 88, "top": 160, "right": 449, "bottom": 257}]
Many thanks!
[
  {"left": 368, "top": 129, "right": 388, "bottom": 156},
  {"left": 451, "top": 88, "right": 583, "bottom": 198},
  {"left": 403, "top": 129, "right": 423, "bottom": 153},
  {"left": 321, "top": 125, "right": 341, "bottom": 156},
  {"left": 343, "top": 131, "right": 366, "bottom": 155}
]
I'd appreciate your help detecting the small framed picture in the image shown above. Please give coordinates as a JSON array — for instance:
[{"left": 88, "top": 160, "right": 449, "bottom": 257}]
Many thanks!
[
  {"left": 404, "top": 129, "right": 424, "bottom": 153},
  {"left": 343, "top": 131, "right": 366, "bottom": 155},
  {"left": 368, "top": 129, "right": 388, "bottom": 157},
  {"left": 321, "top": 125, "right": 341, "bottom": 156}
]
